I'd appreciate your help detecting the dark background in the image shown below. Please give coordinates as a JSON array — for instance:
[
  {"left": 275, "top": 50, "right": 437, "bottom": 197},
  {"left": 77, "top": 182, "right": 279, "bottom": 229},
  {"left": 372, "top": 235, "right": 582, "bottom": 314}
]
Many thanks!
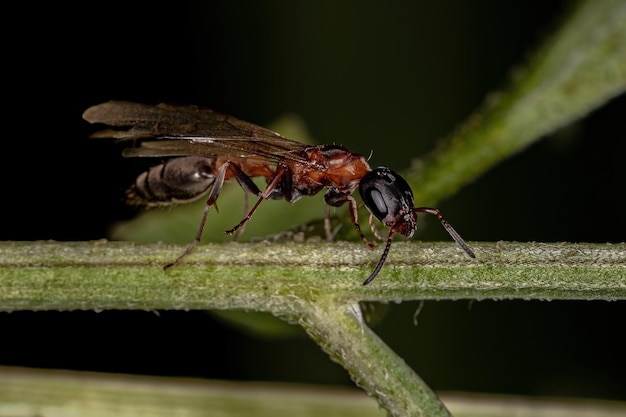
[{"left": 2, "top": 1, "right": 625, "bottom": 401}]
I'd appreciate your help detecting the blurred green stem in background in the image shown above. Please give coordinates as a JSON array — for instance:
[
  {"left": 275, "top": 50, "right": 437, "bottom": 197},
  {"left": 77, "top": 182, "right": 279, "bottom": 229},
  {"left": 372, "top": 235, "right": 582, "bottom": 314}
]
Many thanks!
[{"left": 408, "top": 0, "right": 626, "bottom": 206}]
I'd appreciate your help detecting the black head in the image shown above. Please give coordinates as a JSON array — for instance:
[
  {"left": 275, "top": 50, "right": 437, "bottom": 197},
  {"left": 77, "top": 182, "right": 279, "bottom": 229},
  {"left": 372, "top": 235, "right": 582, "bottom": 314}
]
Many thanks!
[
  {"left": 359, "top": 167, "right": 417, "bottom": 237},
  {"left": 358, "top": 167, "right": 418, "bottom": 285},
  {"left": 357, "top": 167, "right": 475, "bottom": 285}
]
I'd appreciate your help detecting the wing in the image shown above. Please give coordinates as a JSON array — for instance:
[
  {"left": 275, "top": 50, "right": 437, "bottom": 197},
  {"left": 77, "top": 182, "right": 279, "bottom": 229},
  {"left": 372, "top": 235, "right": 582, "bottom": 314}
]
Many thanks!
[{"left": 82, "top": 101, "right": 311, "bottom": 163}]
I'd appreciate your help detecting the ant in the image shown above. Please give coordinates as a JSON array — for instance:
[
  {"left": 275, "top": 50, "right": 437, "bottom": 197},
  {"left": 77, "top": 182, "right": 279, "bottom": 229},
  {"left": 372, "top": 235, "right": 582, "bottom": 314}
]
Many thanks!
[{"left": 83, "top": 101, "right": 475, "bottom": 285}]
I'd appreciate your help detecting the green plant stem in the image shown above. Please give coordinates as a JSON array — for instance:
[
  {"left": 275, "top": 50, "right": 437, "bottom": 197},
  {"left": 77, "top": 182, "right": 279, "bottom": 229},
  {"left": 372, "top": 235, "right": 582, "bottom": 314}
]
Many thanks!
[
  {"left": 299, "top": 301, "right": 451, "bottom": 417},
  {"left": 3, "top": 366, "right": 625, "bottom": 417},
  {"left": 1, "top": 240, "right": 625, "bottom": 415},
  {"left": 0, "top": 366, "right": 387, "bottom": 417},
  {"left": 1, "top": 241, "right": 624, "bottom": 312}
]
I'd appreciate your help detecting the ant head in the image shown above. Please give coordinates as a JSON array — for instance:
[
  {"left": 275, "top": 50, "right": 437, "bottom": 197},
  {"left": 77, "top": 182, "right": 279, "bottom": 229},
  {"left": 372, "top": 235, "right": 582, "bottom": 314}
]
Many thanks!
[{"left": 359, "top": 167, "right": 417, "bottom": 237}]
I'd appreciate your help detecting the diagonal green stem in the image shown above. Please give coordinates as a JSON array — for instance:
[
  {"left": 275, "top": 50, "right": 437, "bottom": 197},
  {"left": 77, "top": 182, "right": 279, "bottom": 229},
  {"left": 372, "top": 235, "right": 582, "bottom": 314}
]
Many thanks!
[
  {"left": 407, "top": 0, "right": 626, "bottom": 205},
  {"left": 298, "top": 300, "right": 452, "bottom": 417}
]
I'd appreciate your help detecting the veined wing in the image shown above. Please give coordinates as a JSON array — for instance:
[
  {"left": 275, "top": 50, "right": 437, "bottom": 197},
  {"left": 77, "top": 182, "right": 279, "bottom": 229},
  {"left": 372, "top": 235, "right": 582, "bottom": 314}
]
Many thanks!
[{"left": 83, "top": 101, "right": 311, "bottom": 163}]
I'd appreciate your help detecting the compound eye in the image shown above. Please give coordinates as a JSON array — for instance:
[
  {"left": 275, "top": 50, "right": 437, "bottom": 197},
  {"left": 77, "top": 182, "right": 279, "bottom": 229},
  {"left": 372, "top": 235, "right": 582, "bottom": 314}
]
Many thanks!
[{"left": 363, "top": 188, "right": 388, "bottom": 219}]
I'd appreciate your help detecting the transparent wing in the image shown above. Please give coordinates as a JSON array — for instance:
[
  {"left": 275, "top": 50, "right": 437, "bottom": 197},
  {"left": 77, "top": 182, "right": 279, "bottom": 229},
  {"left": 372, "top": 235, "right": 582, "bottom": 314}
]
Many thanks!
[{"left": 83, "top": 101, "right": 311, "bottom": 163}]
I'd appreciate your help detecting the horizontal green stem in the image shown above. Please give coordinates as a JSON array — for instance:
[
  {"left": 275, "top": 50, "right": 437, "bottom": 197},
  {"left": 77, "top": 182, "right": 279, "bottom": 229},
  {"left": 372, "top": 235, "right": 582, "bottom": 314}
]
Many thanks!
[
  {"left": 1, "top": 241, "right": 624, "bottom": 312},
  {"left": 3, "top": 366, "right": 624, "bottom": 417},
  {"left": 0, "top": 366, "right": 386, "bottom": 417}
]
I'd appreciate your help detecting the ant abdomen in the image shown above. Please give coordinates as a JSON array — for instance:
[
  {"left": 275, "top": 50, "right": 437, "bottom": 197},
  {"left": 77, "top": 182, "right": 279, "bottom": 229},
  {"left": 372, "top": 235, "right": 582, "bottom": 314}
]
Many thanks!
[{"left": 127, "top": 156, "right": 216, "bottom": 207}]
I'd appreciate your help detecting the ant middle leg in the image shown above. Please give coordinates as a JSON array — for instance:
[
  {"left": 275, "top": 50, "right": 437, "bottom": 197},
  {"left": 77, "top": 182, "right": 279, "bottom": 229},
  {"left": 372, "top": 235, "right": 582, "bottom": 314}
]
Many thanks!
[
  {"left": 227, "top": 163, "right": 265, "bottom": 240},
  {"left": 224, "top": 164, "right": 288, "bottom": 236},
  {"left": 324, "top": 189, "right": 375, "bottom": 248}
]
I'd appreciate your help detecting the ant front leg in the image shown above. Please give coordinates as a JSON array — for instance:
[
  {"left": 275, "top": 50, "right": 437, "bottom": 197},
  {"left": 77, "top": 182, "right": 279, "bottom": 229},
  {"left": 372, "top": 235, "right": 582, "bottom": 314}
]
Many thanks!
[
  {"left": 368, "top": 213, "right": 385, "bottom": 241},
  {"left": 324, "top": 189, "right": 376, "bottom": 248}
]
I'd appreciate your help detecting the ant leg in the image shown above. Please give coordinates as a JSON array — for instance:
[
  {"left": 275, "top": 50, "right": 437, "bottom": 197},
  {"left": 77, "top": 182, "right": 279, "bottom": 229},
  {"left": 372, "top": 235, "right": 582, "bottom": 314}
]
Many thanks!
[
  {"left": 415, "top": 207, "right": 476, "bottom": 259},
  {"left": 164, "top": 162, "right": 231, "bottom": 270},
  {"left": 235, "top": 193, "right": 249, "bottom": 241},
  {"left": 323, "top": 205, "right": 343, "bottom": 242},
  {"left": 227, "top": 163, "right": 264, "bottom": 240},
  {"left": 225, "top": 164, "right": 287, "bottom": 236},
  {"left": 345, "top": 195, "right": 376, "bottom": 248},
  {"left": 368, "top": 213, "right": 384, "bottom": 241},
  {"left": 325, "top": 190, "right": 375, "bottom": 247},
  {"left": 228, "top": 163, "right": 263, "bottom": 196},
  {"left": 324, "top": 205, "right": 333, "bottom": 241}
]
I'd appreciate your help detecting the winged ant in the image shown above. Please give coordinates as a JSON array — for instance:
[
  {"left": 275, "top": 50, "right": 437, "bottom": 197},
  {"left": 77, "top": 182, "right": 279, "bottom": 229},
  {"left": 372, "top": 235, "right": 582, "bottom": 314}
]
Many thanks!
[{"left": 83, "top": 101, "right": 475, "bottom": 285}]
